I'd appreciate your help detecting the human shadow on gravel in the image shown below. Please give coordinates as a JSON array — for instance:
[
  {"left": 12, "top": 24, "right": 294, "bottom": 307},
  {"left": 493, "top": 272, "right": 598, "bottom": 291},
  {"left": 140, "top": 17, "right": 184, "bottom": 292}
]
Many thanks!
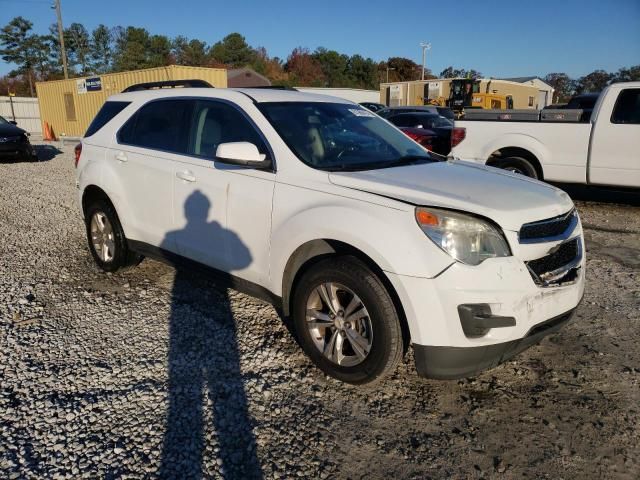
[{"left": 158, "top": 190, "right": 262, "bottom": 479}]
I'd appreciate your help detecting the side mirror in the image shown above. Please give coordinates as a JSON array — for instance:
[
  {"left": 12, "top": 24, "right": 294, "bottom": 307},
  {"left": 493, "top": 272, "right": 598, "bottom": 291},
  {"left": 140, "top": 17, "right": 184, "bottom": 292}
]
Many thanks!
[
  {"left": 215, "top": 142, "right": 269, "bottom": 168},
  {"left": 9, "top": 120, "right": 17, "bottom": 125}
]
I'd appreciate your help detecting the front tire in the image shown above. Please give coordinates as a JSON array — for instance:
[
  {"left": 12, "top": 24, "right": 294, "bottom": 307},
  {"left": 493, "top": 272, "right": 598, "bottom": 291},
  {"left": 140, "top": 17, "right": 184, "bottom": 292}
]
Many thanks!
[
  {"left": 292, "top": 256, "right": 404, "bottom": 385},
  {"left": 85, "top": 198, "right": 141, "bottom": 272}
]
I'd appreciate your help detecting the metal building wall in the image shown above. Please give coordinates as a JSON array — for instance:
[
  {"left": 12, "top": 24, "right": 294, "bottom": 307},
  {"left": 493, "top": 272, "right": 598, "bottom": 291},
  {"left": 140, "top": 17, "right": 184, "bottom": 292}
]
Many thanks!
[
  {"left": 0, "top": 96, "right": 41, "bottom": 135},
  {"left": 35, "top": 65, "right": 227, "bottom": 137}
]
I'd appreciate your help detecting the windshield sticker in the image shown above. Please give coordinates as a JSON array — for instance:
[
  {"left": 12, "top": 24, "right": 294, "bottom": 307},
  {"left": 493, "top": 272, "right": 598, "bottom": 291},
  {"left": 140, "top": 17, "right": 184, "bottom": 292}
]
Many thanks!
[{"left": 349, "top": 108, "right": 376, "bottom": 118}]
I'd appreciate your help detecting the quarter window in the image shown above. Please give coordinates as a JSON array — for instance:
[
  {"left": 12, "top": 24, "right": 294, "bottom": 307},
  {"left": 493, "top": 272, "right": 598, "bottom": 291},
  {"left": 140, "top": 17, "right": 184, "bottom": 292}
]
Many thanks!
[
  {"left": 187, "top": 100, "right": 267, "bottom": 158},
  {"left": 117, "top": 99, "right": 191, "bottom": 153},
  {"left": 611, "top": 88, "right": 640, "bottom": 124}
]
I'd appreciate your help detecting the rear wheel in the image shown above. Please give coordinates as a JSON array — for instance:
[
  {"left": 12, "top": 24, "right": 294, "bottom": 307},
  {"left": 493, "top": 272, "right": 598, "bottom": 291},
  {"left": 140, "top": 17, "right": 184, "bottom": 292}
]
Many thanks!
[
  {"left": 85, "top": 198, "right": 141, "bottom": 272},
  {"left": 292, "top": 256, "right": 403, "bottom": 384},
  {"left": 495, "top": 156, "right": 539, "bottom": 179}
]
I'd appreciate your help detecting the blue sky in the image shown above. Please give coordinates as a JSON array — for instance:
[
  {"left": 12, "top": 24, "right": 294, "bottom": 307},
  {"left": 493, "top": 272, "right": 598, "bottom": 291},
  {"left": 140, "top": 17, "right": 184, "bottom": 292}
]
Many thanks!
[{"left": 1, "top": 0, "right": 639, "bottom": 78}]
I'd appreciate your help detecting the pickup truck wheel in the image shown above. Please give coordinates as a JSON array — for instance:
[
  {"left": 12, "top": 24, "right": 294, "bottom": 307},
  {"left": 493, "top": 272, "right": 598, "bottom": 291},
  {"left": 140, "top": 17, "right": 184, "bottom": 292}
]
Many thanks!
[
  {"left": 85, "top": 199, "right": 142, "bottom": 272},
  {"left": 498, "top": 156, "right": 539, "bottom": 179},
  {"left": 292, "top": 256, "right": 403, "bottom": 385}
]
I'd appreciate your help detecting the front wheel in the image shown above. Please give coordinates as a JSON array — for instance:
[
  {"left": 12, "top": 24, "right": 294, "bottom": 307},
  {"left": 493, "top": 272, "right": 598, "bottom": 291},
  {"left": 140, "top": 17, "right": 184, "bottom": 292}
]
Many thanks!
[
  {"left": 495, "top": 156, "right": 539, "bottom": 179},
  {"left": 85, "top": 198, "right": 142, "bottom": 272},
  {"left": 292, "top": 256, "right": 404, "bottom": 384}
]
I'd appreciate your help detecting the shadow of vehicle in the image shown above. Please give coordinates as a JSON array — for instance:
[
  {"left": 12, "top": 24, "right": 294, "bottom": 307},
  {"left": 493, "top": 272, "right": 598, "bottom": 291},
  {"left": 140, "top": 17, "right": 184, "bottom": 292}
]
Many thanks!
[
  {"left": 552, "top": 183, "right": 640, "bottom": 207},
  {"left": 158, "top": 190, "right": 262, "bottom": 479},
  {"left": 33, "top": 143, "right": 63, "bottom": 162}
]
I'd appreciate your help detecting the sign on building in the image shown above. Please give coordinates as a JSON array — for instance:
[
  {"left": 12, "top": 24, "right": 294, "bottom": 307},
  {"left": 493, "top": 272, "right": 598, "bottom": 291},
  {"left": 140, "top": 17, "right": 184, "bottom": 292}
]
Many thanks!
[{"left": 76, "top": 77, "right": 102, "bottom": 94}]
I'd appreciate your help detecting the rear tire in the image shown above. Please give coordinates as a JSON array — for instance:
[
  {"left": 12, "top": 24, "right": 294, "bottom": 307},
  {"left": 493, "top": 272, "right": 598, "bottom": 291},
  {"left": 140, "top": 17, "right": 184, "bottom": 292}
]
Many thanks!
[
  {"left": 495, "top": 156, "right": 539, "bottom": 179},
  {"left": 85, "top": 198, "right": 142, "bottom": 272},
  {"left": 292, "top": 256, "right": 403, "bottom": 385}
]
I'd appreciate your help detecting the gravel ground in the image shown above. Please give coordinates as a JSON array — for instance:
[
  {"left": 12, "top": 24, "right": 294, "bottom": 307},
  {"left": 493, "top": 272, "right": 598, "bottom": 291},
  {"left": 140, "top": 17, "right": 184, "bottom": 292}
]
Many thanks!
[{"left": 1, "top": 143, "right": 638, "bottom": 479}]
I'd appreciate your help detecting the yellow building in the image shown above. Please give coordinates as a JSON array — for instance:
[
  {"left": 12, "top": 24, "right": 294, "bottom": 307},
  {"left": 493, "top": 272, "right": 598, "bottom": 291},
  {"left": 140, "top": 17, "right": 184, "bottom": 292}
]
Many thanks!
[
  {"left": 380, "top": 78, "right": 541, "bottom": 111},
  {"left": 36, "top": 65, "right": 227, "bottom": 137}
]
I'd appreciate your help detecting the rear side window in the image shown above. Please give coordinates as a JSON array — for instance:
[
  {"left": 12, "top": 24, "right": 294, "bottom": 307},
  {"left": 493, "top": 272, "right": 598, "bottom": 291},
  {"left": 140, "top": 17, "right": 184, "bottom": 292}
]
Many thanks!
[
  {"left": 117, "top": 99, "right": 191, "bottom": 153},
  {"left": 187, "top": 100, "right": 267, "bottom": 158},
  {"left": 85, "top": 101, "right": 130, "bottom": 137},
  {"left": 611, "top": 89, "right": 640, "bottom": 124}
]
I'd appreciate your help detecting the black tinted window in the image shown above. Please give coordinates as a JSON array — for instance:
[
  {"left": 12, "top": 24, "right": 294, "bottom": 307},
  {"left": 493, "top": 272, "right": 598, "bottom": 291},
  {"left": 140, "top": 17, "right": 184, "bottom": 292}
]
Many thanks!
[
  {"left": 389, "top": 115, "right": 415, "bottom": 127},
  {"left": 611, "top": 89, "right": 640, "bottom": 124},
  {"left": 188, "top": 100, "right": 267, "bottom": 158},
  {"left": 118, "top": 99, "right": 190, "bottom": 153},
  {"left": 85, "top": 101, "right": 130, "bottom": 137}
]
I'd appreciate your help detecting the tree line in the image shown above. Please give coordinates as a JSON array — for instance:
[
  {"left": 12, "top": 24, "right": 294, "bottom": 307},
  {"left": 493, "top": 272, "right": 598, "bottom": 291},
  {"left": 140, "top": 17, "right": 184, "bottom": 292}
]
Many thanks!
[{"left": 1, "top": 16, "right": 638, "bottom": 100}]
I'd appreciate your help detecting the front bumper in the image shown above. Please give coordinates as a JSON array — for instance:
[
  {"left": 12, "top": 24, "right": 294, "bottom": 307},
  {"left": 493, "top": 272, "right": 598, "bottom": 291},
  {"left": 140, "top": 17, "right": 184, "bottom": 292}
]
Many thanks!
[
  {"left": 0, "top": 140, "right": 35, "bottom": 158},
  {"left": 384, "top": 233, "right": 585, "bottom": 379},
  {"left": 413, "top": 307, "right": 577, "bottom": 379}
]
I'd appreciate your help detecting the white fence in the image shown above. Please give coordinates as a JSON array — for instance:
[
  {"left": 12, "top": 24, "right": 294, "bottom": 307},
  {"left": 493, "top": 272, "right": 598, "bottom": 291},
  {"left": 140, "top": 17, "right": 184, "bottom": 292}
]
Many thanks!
[{"left": 0, "top": 96, "right": 41, "bottom": 135}]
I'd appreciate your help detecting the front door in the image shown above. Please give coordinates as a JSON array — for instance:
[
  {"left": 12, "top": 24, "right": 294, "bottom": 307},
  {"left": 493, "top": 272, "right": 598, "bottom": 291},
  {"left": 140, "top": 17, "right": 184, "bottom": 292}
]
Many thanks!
[
  {"left": 172, "top": 99, "right": 275, "bottom": 285},
  {"left": 589, "top": 87, "right": 640, "bottom": 187}
]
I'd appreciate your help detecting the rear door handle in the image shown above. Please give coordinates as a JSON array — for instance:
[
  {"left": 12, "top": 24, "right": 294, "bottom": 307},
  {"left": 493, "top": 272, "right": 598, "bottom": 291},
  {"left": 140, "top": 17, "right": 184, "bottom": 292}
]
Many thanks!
[
  {"left": 176, "top": 170, "right": 196, "bottom": 182},
  {"left": 115, "top": 152, "right": 128, "bottom": 163}
]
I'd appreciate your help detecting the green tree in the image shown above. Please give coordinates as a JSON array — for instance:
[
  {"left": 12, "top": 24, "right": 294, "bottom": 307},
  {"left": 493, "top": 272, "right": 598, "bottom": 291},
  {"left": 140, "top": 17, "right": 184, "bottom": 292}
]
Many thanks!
[
  {"left": 575, "top": 69, "right": 612, "bottom": 94},
  {"left": 611, "top": 65, "right": 640, "bottom": 83},
  {"left": 439, "top": 66, "right": 481, "bottom": 79},
  {"left": 112, "top": 26, "right": 171, "bottom": 71},
  {"left": 383, "top": 57, "right": 421, "bottom": 82},
  {"left": 543, "top": 72, "right": 575, "bottom": 103},
  {"left": 65, "top": 23, "right": 91, "bottom": 75},
  {"left": 90, "top": 25, "right": 112, "bottom": 73},
  {"left": 312, "top": 48, "right": 349, "bottom": 87},
  {"left": 208, "top": 33, "right": 256, "bottom": 67},
  {"left": 0, "top": 17, "right": 38, "bottom": 95},
  {"left": 347, "top": 54, "right": 378, "bottom": 89},
  {"left": 172, "top": 36, "right": 208, "bottom": 66}
]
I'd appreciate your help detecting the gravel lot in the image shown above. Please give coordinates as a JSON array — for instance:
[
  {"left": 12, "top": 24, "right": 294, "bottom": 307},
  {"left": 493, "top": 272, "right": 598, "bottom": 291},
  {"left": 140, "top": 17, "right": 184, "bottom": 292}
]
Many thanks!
[{"left": 1, "top": 143, "right": 638, "bottom": 479}]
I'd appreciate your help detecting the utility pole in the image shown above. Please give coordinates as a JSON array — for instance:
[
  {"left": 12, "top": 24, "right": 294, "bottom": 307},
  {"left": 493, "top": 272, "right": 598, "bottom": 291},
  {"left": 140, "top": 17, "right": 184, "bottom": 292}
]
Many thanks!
[
  {"left": 386, "top": 67, "right": 395, "bottom": 83},
  {"left": 53, "top": 0, "right": 69, "bottom": 79},
  {"left": 420, "top": 42, "right": 431, "bottom": 81}
]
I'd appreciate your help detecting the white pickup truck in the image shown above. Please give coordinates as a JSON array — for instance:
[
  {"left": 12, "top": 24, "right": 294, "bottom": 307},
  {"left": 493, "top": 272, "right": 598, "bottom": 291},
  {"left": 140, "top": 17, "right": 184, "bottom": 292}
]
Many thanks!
[{"left": 451, "top": 81, "right": 640, "bottom": 188}]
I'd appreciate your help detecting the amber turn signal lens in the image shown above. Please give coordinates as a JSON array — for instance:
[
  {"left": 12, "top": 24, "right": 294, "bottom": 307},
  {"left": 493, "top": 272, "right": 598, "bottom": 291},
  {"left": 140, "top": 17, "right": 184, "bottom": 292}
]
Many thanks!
[{"left": 416, "top": 209, "right": 439, "bottom": 226}]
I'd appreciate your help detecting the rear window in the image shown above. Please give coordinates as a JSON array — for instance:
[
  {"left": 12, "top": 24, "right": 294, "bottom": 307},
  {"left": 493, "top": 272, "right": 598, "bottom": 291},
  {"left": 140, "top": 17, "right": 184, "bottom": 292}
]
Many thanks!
[
  {"left": 85, "top": 101, "right": 130, "bottom": 137},
  {"left": 611, "top": 88, "right": 640, "bottom": 124}
]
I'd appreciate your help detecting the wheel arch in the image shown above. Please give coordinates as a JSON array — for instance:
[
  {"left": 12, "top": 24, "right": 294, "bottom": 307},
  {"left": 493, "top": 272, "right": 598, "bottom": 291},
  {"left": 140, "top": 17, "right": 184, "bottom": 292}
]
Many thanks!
[
  {"left": 487, "top": 146, "right": 544, "bottom": 180},
  {"left": 281, "top": 239, "right": 410, "bottom": 351},
  {"left": 82, "top": 184, "right": 113, "bottom": 216}
]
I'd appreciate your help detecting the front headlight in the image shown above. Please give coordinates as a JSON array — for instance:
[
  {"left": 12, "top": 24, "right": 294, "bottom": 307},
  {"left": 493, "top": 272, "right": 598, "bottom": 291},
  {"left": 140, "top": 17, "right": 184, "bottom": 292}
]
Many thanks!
[{"left": 415, "top": 207, "right": 511, "bottom": 266}]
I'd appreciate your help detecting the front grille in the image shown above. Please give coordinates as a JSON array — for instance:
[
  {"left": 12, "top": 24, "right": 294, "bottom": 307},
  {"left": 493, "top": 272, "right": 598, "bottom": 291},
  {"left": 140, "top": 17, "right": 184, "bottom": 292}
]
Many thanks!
[
  {"left": 519, "top": 209, "right": 577, "bottom": 243},
  {"left": 526, "top": 238, "right": 581, "bottom": 287}
]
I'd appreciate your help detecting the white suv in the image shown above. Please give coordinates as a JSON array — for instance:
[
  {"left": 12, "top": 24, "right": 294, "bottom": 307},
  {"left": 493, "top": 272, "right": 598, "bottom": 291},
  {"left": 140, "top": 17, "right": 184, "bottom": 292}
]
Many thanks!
[{"left": 76, "top": 84, "right": 585, "bottom": 384}]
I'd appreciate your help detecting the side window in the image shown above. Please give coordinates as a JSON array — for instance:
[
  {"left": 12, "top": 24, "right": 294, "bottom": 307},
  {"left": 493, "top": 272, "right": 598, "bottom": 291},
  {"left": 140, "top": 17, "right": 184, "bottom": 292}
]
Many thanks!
[
  {"left": 117, "top": 99, "right": 191, "bottom": 153},
  {"left": 188, "top": 100, "right": 267, "bottom": 158},
  {"left": 611, "top": 89, "right": 640, "bottom": 124},
  {"left": 85, "top": 101, "right": 130, "bottom": 137},
  {"left": 391, "top": 115, "right": 413, "bottom": 127}
]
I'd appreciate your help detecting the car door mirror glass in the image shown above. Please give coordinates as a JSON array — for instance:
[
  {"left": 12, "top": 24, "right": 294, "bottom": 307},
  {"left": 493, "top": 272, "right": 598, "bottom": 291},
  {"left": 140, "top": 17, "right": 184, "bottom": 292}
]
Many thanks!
[{"left": 215, "top": 141, "right": 268, "bottom": 167}]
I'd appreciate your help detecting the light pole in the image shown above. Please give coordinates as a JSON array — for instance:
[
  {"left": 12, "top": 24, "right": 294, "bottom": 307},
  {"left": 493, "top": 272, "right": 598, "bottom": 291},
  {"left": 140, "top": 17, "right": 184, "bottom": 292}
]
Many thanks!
[
  {"left": 420, "top": 42, "right": 431, "bottom": 81},
  {"left": 52, "top": 0, "right": 69, "bottom": 79},
  {"left": 386, "top": 67, "right": 395, "bottom": 83}
]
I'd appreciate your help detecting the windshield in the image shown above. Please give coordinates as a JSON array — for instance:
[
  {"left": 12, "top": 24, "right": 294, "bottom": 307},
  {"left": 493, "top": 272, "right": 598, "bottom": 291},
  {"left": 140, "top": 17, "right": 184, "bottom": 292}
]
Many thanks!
[{"left": 258, "top": 102, "right": 433, "bottom": 171}]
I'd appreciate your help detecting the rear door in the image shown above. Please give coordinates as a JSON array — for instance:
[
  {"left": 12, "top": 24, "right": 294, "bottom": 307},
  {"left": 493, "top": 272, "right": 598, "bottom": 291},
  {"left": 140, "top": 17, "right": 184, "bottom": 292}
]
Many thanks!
[
  {"left": 589, "top": 87, "right": 640, "bottom": 187},
  {"left": 110, "top": 98, "right": 191, "bottom": 250}
]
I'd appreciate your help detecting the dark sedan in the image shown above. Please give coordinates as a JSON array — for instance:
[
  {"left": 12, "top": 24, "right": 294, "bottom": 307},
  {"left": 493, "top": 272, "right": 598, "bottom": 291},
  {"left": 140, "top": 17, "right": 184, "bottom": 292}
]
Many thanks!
[
  {"left": 0, "top": 116, "right": 37, "bottom": 161},
  {"left": 386, "top": 112, "right": 454, "bottom": 156}
]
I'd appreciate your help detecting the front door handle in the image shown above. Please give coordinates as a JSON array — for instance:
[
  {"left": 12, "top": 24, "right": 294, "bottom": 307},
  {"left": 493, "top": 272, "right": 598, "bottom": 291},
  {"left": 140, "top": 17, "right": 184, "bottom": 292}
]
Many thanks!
[
  {"left": 115, "top": 152, "right": 128, "bottom": 163},
  {"left": 176, "top": 170, "right": 196, "bottom": 182}
]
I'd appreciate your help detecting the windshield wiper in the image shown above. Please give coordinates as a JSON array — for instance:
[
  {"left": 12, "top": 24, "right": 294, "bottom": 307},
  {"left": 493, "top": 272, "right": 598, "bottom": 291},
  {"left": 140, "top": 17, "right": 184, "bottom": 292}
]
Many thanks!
[{"left": 326, "top": 155, "right": 432, "bottom": 172}]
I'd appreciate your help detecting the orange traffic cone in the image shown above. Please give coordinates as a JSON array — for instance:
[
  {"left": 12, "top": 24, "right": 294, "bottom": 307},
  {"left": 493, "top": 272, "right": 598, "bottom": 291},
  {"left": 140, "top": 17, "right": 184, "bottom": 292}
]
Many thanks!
[{"left": 43, "top": 122, "right": 57, "bottom": 141}]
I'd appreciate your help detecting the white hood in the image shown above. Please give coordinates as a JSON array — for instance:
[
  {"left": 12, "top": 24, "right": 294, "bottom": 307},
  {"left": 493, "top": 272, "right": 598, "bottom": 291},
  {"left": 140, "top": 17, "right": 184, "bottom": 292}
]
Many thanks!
[{"left": 329, "top": 160, "right": 574, "bottom": 231}]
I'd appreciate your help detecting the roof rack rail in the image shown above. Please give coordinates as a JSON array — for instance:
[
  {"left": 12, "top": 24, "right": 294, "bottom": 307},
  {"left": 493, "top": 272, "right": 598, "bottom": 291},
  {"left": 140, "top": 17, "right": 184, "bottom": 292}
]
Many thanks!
[
  {"left": 122, "top": 79, "right": 213, "bottom": 93},
  {"left": 247, "top": 86, "right": 298, "bottom": 91}
]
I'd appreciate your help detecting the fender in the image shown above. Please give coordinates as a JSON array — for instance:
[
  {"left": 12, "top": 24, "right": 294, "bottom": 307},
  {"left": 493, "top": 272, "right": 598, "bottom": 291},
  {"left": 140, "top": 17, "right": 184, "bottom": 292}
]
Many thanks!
[
  {"left": 479, "top": 133, "right": 549, "bottom": 167},
  {"left": 268, "top": 200, "right": 454, "bottom": 296}
]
